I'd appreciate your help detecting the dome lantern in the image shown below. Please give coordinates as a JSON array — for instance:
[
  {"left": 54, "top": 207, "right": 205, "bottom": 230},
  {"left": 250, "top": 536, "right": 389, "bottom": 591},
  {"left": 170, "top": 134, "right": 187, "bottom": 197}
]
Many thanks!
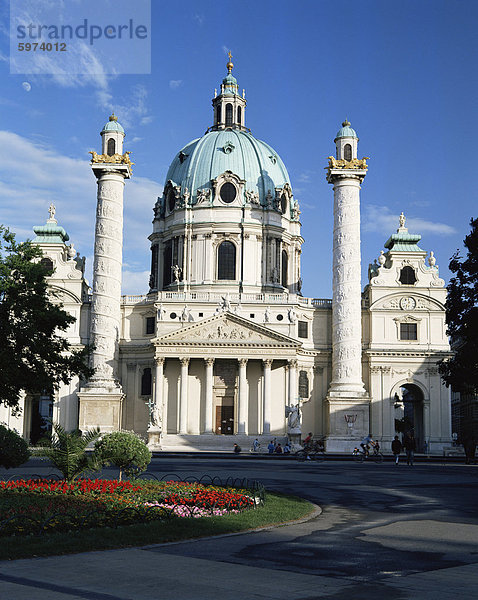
[
  {"left": 212, "top": 53, "right": 247, "bottom": 131},
  {"left": 100, "top": 113, "right": 125, "bottom": 156},
  {"left": 334, "top": 119, "right": 358, "bottom": 161}
]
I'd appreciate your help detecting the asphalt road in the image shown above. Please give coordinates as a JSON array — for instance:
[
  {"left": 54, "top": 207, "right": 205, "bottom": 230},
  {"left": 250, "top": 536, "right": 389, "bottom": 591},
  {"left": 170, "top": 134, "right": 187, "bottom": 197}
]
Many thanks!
[{"left": 1, "top": 456, "right": 478, "bottom": 599}]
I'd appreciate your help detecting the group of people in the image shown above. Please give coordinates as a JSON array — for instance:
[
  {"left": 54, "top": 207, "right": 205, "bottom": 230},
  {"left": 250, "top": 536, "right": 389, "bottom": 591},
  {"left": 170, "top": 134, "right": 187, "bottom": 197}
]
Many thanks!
[
  {"left": 267, "top": 439, "right": 291, "bottom": 454},
  {"left": 391, "top": 433, "right": 417, "bottom": 465},
  {"left": 360, "top": 432, "right": 416, "bottom": 465}
]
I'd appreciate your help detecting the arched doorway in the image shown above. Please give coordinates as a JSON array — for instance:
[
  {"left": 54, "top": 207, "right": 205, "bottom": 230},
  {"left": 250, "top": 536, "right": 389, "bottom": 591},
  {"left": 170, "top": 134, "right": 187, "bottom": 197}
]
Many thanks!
[{"left": 394, "top": 383, "right": 424, "bottom": 451}]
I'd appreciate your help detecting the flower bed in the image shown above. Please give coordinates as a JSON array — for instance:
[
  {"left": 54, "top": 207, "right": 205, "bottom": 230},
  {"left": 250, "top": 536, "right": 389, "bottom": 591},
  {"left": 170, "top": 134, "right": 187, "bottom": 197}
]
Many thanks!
[{"left": 0, "top": 478, "right": 257, "bottom": 536}]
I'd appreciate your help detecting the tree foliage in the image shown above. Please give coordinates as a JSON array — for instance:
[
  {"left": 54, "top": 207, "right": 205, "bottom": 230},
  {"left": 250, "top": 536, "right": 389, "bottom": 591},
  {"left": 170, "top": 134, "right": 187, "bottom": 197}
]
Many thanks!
[
  {"left": 94, "top": 431, "right": 152, "bottom": 480},
  {"left": 0, "top": 226, "right": 93, "bottom": 412},
  {"left": 0, "top": 424, "right": 31, "bottom": 469},
  {"left": 439, "top": 217, "right": 478, "bottom": 392},
  {"left": 35, "top": 423, "right": 101, "bottom": 481}
]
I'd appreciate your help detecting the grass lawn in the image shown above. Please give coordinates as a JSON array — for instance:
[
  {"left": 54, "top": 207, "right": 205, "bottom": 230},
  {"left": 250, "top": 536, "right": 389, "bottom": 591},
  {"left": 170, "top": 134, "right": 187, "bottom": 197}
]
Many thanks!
[{"left": 1, "top": 483, "right": 315, "bottom": 560}]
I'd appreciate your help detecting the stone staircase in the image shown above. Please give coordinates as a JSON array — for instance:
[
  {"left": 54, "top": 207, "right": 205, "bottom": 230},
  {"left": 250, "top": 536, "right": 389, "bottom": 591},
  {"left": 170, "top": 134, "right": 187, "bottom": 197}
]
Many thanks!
[{"left": 158, "top": 433, "right": 289, "bottom": 453}]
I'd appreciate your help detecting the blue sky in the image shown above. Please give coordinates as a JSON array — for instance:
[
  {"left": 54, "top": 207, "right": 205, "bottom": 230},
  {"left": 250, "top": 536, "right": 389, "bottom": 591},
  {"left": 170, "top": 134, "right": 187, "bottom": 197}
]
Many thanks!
[{"left": 0, "top": 0, "right": 476, "bottom": 296}]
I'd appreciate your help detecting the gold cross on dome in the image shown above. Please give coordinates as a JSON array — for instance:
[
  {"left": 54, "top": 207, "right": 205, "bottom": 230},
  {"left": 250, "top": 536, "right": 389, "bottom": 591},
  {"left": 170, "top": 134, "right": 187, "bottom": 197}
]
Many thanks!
[{"left": 228, "top": 51, "right": 232, "bottom": 61}]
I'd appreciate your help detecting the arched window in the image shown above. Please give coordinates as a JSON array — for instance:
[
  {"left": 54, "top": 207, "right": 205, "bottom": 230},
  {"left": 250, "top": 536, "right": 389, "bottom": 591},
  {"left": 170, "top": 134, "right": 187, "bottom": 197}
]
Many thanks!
[
  {"left": 280, "top": 194, "right": 288, "bottom": 215},
  {"left": 237, "top": 106, "right": 242, "bottom": 125},
  {"left": 344, "top": 143, "right": 352, "bottom": 161},
  {"left": 141, "top": 368, "right": 152, "bottom": 396},
  {"left": 216, "top": 105, "right": 222, "bottom": 124},
  {"left": 299, "top": 371, "right": 309, "bottom": 398},
  {"left": 107, "top": 138, "right": 116, "bottom": 156},
  {"left": 217, "top": 241, "right": 236, "bottom": 280},
  {"left": 219, "top": 182, "right": 237, "bottom": 203},
  {"left": 167, "top": 188, "right": 176, "bottom": 212},
  {"left": 225, "top": 103, "right": 233, "bottom": 126},
  {"left": 281, "top": 250, "right": 288, "bottom": 287},
  {"left": 399, "top": 266, "right": 417, "bottom": 285},
  {"left": 163, "top": 242, "right": 172, "bottom": 287}
]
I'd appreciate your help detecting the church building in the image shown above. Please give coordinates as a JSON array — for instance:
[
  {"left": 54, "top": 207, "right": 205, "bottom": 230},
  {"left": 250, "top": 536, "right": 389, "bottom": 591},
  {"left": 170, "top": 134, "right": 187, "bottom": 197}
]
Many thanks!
[{"left": 0, "top": 58, "right": 453, "bottom": 453}]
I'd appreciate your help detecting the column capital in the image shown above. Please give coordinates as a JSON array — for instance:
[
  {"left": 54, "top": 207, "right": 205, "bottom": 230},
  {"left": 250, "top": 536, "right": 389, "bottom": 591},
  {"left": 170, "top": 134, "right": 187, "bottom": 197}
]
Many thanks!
[
  {"left": 155, "top": 357, "right": 165, "bottom": 366},
  {"left": 263, "top": 358, "right": 273, "bottom": 368},
  {"left": 204, "top": 357, "right": 215, "bottom": 367},
  {"left": 180, "top": 357, "right": 190, "bottom": 366},
  {"left": 238, "top": 358, "right": 248, "bottom": 367},
  {"left": 288, "top": 358, "right": 298, "bottom": 368}
]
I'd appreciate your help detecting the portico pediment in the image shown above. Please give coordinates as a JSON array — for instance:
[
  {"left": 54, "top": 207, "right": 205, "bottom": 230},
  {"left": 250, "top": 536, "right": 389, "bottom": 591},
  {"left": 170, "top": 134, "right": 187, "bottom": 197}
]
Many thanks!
[{"left": 153, "top": 312, "right": 301, "bottom": 349}]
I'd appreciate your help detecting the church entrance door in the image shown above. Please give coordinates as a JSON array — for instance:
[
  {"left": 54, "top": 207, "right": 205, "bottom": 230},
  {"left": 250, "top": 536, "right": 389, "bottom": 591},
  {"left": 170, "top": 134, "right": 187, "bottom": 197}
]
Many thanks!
[{"left": 215, "top": 404, "right": 234, "bottom": 435}]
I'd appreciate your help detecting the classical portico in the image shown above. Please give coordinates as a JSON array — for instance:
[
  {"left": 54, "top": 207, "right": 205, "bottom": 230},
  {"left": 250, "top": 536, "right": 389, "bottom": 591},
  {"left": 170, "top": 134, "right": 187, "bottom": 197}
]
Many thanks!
[{"left": 151, "top": 312, "right": 301, "bottom": 439}]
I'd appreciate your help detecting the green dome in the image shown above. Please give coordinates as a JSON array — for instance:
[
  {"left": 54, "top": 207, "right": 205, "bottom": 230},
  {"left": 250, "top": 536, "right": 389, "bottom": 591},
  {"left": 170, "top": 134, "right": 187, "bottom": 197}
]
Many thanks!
[
  {"left": 334, "top": 119, "right": 357, "bottom": 140},
  {"left": 101, "top": 114, "right": 125, "bottom": 134},
  {"left": 164, "top": 129, "right": 290, "bottom": 205}
]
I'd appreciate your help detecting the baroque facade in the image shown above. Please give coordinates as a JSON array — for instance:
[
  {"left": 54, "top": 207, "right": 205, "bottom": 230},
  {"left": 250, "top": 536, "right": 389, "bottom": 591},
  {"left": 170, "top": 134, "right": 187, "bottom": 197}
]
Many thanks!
[{"left": 1, "top": 59, "right": 453, "bottom": 452}]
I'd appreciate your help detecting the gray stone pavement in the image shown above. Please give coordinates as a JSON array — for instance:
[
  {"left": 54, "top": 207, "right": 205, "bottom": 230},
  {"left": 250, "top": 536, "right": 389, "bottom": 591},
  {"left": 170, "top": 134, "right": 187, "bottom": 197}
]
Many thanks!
[{"left": 1, "top": 458, "right": 477, "bottom": 599}]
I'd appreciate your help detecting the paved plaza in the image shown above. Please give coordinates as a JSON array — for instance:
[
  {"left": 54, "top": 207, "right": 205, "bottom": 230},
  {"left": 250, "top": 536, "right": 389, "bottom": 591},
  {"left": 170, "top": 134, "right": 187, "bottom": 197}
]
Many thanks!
[{"left": 0, "top": 456, "right": 477, "bottom": 599}]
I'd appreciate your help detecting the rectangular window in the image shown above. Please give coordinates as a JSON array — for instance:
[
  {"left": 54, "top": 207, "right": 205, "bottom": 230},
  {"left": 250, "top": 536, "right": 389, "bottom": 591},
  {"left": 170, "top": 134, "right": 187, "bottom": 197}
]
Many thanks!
[
  {"left": 298, "top": 321, "right": 308, "bottom": 338},
  {"left": 400, "top": 322, "right": 417, "bottom": 340},
  {"left": 145, "top": 316, "right": 155, "bottom": 335}
]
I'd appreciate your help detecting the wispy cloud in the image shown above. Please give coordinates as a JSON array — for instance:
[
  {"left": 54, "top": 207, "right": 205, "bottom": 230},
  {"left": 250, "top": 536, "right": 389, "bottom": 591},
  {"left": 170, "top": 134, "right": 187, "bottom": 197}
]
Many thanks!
[
  {"left": 169, "top": 79, "right": 183, "bottom": 90},
  {"left": 0, "top": 130, "right": 162, "bottom": 292},
  {"left": 193, "top": 13, "right": 205, "bottom": 26},
  {"left": 362, "top": 204, "right": 456, "bottom": 235}
]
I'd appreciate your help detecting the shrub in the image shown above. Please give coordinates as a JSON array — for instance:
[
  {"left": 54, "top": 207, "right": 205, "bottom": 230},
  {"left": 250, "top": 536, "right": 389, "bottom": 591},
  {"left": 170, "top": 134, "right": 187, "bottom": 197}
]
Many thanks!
[
  {"left": 35, "top": 423, "right": 101, "bottom": 481},
  {"left": 0, "top": 424, "right": 30, "bottom": 469},
  {"left": 94, "top": 431, "right": 151, "bottom": 480}
]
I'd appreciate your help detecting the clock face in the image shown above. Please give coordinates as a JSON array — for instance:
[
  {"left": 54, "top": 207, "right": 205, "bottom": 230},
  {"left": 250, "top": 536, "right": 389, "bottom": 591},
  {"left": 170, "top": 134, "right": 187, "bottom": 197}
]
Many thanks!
[{"left": 400, "top": 296, "right": 416, "bottom": 310}]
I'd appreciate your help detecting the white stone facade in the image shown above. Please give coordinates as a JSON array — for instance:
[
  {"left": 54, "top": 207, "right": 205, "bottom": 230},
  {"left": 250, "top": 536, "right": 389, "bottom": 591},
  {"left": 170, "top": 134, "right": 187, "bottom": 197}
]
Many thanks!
[{"left": 4, "top": 66, "right": 452, "bottom": 453}]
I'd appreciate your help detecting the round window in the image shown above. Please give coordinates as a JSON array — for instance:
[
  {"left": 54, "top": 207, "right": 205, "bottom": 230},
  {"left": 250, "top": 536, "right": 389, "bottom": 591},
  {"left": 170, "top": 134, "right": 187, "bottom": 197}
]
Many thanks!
[
  {"left": 220, "top": 182, "right": 237, "bottom": 204},
  {"left": 276, "top": 314, "right": 284, "bottom": 321},
  {"left": 168, "top": 189, "right": 176, "bottom": 212},
  {"left": 169, "top": 312, "right": 177, "bottom": 319}
]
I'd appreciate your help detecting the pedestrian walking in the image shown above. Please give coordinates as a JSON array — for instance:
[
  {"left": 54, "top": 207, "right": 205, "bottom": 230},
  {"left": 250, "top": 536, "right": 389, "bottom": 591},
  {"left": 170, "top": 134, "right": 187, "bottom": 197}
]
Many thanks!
[
  {"left": 403, "top": 433, "right": 416, "bottom": 466},
  {"left": 392, "top": 435, "right": 402, "bottom": 465},
  {"left": 268, "top": 440, "right": 275, "bottom": 454}
]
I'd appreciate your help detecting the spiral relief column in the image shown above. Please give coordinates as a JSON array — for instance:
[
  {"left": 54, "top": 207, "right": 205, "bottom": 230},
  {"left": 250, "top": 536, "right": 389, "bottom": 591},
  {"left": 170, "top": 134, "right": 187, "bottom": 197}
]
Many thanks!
[
  {"left": 325, "top": 121, "right": 370, "bottom": 451},
  {"left": 78, "top": 115, "right": 132, "bottom": 433}
]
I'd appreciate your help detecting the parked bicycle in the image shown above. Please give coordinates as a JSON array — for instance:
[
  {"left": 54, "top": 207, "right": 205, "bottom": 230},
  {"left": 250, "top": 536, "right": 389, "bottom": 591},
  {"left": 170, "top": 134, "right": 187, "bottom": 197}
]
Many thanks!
[{"left": 352, "top": 445, "right": 384, "bottom": 463}]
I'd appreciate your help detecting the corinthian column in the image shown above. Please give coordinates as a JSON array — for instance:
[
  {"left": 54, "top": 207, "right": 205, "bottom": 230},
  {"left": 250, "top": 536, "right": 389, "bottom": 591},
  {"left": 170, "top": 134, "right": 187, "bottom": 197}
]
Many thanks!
[
  {"left": 179, "top": 357, "right": 190, "bottom": 434},
  {"left": 204, "top": 358, "right": 215, "bottom": 433},
  {"left": 263, "top": 359, "right": 273, "bottom": 433},
  {"left": 238, "top": 358, "right": 248, "bottom": 434}
]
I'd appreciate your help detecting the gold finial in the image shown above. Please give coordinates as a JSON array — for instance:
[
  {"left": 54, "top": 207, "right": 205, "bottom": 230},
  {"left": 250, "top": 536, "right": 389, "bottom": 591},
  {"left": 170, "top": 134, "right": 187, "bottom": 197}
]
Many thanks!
[
  {"left": 226, "top": 51, "right": 233, "bottom": 73},
  {"left": 342, "top": 118, "right": 351, "bottom": 127},
  {"left": 109, "top": 113, "right": 118, "bottom": 122}
]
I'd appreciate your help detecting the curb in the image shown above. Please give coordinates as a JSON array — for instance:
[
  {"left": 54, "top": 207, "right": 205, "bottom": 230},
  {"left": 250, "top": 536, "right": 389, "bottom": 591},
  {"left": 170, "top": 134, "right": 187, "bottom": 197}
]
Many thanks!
[{"left": 139, "top": 502, "right": 322, "bottom": 550}]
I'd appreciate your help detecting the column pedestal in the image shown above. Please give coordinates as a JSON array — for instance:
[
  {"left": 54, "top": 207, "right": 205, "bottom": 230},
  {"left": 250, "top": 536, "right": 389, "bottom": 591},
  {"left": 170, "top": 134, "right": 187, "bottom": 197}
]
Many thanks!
[{"left": 78, "top": 392, "right": 124, "bottom": 433}]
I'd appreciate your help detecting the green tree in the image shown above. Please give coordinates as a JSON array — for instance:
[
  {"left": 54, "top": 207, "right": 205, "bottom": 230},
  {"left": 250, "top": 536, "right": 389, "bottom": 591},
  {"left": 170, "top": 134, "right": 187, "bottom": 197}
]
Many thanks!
[
  {"left": 439, "top": 217, "right": 478, "bottom": 392},
  {"left": 35, "top": 423, "right": 101, "bottom": 481},
  {"left": 0, "top": 226, "right": 93, "bottom": 413},
  {"left": 0, "top": 424, "right": 31, "bottom": 469},
  {"left": 94, "top": 431, "right": 152, "bottom": 480}
]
